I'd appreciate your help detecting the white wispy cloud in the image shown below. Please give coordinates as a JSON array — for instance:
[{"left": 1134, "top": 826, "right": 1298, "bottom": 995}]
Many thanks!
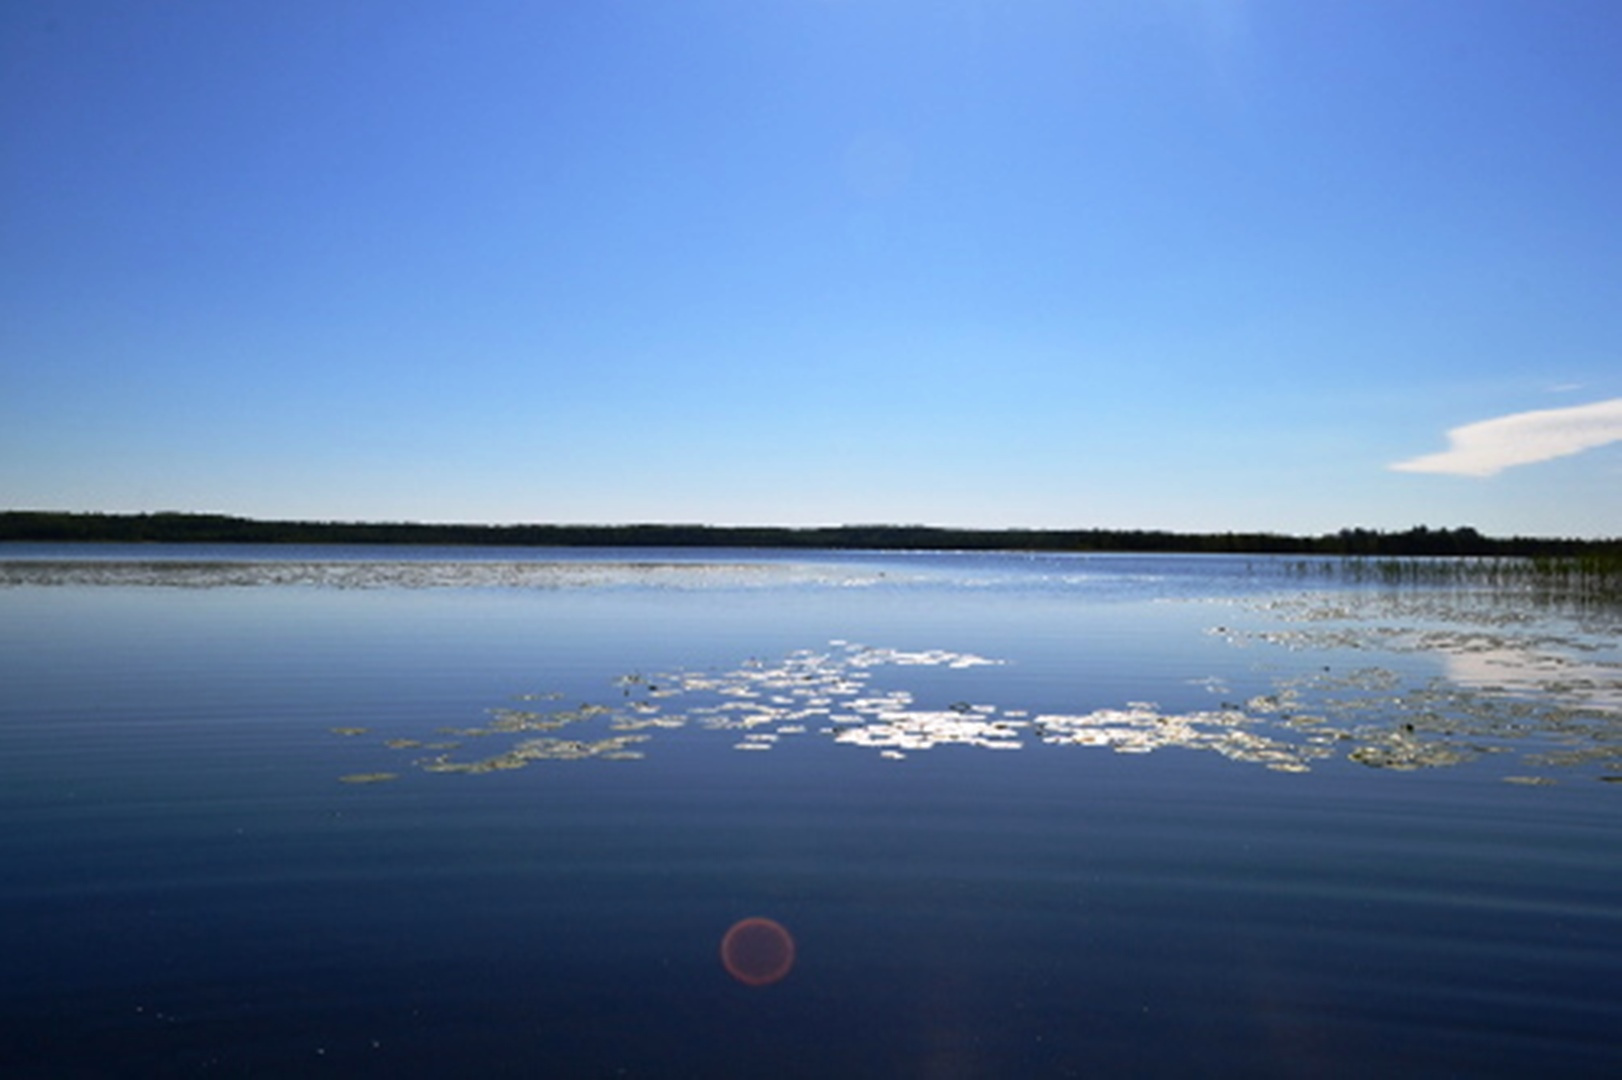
[{"left": 1391, "top": 397, "right": 1622, "bottom": 477}]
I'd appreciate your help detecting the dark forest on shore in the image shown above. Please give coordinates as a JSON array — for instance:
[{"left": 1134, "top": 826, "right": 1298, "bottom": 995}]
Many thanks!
[{"left": 2, "top": 511, "right": 1616, "bottom": 558}]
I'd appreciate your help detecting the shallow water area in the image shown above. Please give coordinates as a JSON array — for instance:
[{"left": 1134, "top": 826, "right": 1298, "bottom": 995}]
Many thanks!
[{"left": 2, "top": 546, "right": 1619, "bottom": 1077}]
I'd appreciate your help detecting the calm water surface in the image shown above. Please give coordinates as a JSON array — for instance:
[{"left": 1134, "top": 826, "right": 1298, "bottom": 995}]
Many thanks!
[{"left": 2, "top": 547, "right": 1619, "bottom": 1077}]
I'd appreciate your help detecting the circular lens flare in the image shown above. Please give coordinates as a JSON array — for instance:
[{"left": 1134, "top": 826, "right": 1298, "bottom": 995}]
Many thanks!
[{"left": 720, "top": 917, "right": 796, "bottom": 987}]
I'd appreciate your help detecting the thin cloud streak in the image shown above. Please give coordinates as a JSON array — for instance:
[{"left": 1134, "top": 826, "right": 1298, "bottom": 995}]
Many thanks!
[{"left": 1392, "top": 398, "right": 1622, "bottom": 477}]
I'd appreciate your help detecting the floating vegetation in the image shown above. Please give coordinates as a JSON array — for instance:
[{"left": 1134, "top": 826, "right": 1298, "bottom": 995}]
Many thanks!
[
  {"left": 1346, "top": 735, "right": 1483, "bottom": 771},
  {"left": 1200, "top": 583, "right": 1622, "bottom": 781},
  {"left": 338, "top": 772, "right": 399, "bottom": 784},
  {"left": 335, "top": 622, "right": 1622, "bottom": 784},
  {"left": 1033, "top": 705, "right": 1329, "bottom": 772},
  {"left": 833, "top": 710, "right": 1024, "bottom": 756},
  {"left": 330, "top": 727, "right": 369, "bottom": 736},
  {"left": 482, "top": 705, "right": 612, "bottom": 732},
  {"left": 340, "top": 643, "right": 1009, "bottom": 778},
  {"left": 0, "top": 559, "right": 899, "bottom": 591},
  {"left": 420, "top": 735, "right": 651, "bottom": 774}
]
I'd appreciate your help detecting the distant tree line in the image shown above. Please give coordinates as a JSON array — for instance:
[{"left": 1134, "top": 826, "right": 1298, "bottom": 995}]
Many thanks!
[{"left": 1, "top": 511, "right": 1615, "bottom": 558}]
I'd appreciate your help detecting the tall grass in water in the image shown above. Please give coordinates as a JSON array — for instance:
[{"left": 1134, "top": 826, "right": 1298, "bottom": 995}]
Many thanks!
[
  {"left": 1526, "top": 552, "right": 1622, "bottom": 604},
  {"left": 1291, "top": 553, "right": 1622, "bottom": 610}
]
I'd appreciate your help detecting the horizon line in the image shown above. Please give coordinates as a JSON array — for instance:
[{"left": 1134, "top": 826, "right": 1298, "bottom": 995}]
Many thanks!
[{"left": 3, "top": 510, "right": 1615, "bottom": 545}]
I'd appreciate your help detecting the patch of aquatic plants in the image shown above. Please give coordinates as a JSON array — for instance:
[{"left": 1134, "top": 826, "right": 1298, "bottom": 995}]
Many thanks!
[
  {"left": 336, "top": 634, "right": 1622, "bottom": 785},
  {"left": 420, "top": 734, "right": 652, "bottom": 773},
  {"left": 1283, "top": 553, "right": 1622, "bottom": 614},
  {"left": 1208, "top": 581, "right": 1622, "bottom": 780},
  {"left": 1234, "top": 590, "right": 1622, "bottom": 710},
  {"left": 0, "top": 559, "right": 893, "bottom": 590}
]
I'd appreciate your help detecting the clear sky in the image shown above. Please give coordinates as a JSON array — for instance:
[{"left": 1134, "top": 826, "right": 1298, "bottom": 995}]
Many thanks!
[{"left": 4, "top": 1, "right": 1620, "bottom": 537}]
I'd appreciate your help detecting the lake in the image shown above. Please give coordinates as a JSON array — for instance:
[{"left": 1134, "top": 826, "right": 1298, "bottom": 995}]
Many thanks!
[{"left": 2, "top": 545, "right": 1619, "bottom": 1077}]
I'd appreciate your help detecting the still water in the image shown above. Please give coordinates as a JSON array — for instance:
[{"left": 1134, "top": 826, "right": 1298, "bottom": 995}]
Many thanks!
[{"left": 2, "top": 546, "right": 1619, "bottom": 1077}]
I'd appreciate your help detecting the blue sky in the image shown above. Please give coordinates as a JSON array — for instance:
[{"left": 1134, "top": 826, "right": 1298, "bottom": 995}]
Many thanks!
[{"left": 4, "top": 1, "right": 1620, "bottom": 537}]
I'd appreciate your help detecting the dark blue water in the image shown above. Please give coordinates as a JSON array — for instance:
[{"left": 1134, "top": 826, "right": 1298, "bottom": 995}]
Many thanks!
[{"left": 2, "top": 548, "right": 1618, "bottom": 1077}]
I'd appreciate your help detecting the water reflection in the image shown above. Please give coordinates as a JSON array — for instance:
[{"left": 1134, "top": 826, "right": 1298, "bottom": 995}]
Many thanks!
[
  {"left": 1221, "top": 591, "right": 1622, "bottom": 780},
  {"left": 1441, "top": 647, "right": 1622, "bottom": 711}
]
